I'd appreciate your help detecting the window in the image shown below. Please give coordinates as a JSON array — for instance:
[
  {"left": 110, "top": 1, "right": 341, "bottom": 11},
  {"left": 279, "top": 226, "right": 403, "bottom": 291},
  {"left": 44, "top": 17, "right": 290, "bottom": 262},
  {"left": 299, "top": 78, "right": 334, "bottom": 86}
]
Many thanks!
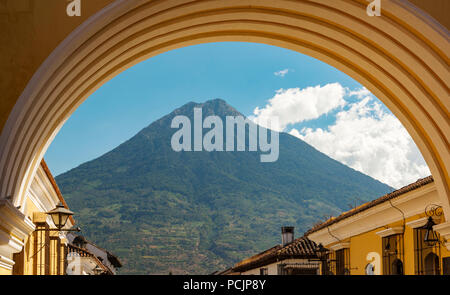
[
  {"left": 424, "top": 253, "right": 439, "bottom": 275},
  {"left": 391, "top": 259, "right": 403, "bottom": 275},
  {"left": 382, "top": 234, "right": 404, "bottom": 275},
  {"left": 12, "top": 249, "right": 24, "bottom": 275},
  {"left": 259, "top": 267, "right": 268, "bottom": 275},
  {"left": 321, "top": 258, "right": 331, "bottom": 275},
  {"left": 414, "top": 228, "right": 441, "bottom": 275},
  {"left": 277, "top": 262, "right": 319, "bottom": 275},
  {"left": 336, "top": 248, "right": 350, "bottom": 275},
  {"left": 327, "top": 248, "right": 350, "bottom": 275},
  {"left": 443, "top": 257, "right": 450, "bottom": 275}
]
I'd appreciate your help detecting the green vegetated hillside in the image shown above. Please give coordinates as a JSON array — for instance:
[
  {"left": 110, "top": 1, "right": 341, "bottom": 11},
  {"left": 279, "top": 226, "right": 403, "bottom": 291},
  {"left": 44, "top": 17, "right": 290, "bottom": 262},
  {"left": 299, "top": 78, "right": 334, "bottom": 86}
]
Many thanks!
[{"left": 55, "top": 99, "right": 393, "bottom": 274}]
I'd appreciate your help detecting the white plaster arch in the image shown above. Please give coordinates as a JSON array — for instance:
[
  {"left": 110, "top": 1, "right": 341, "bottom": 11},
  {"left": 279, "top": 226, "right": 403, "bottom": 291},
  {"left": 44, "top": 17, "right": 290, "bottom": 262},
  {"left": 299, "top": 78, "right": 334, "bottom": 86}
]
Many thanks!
[{"left": 0, "top": 0, "right": 447, "bottom": 224}]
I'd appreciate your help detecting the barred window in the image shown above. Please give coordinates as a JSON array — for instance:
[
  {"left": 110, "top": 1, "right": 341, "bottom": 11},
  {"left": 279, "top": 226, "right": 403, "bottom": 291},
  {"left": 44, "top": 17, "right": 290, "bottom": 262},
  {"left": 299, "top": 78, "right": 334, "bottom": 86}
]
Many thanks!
[
  {"left": 327, "top": 248, "right": 350, "bottom": 275},
  {"left": 12, "top": 249, "right": 24, "bottom": 275},
  {"left": 382, "top": 234, "right": 404, "bottom": 275},
  {"left": 277, "top": 262, "right": 320, "bottom": 275},
  {"left": 277, "top": 264, "right": 286, "bottom": 275},
  {"left": 336, "top": 248, "right": 350, "bottom": 275},
  {"left": 443, "top": 257, "right": 450, "bottom": 275},
  {"left": 414, "top": 228, "right": 441, "bottom": 275},
  {"left": 259, "top": 267, "right": 268, "bottom": 275}
]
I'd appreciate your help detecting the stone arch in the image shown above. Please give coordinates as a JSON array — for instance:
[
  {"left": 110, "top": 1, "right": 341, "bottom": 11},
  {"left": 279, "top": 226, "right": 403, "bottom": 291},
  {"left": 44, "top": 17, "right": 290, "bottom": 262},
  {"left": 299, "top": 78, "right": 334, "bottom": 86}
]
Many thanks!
[{"left": 0, "top": 0, "right": 448, "bottom": 225}]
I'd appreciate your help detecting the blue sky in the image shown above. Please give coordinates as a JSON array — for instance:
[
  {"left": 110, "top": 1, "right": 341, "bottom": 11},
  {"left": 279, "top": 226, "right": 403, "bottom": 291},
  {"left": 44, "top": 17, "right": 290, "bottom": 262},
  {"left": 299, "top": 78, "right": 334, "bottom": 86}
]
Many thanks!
[{"left": 45, "top": 42, "right": 429, "bottom": 188}]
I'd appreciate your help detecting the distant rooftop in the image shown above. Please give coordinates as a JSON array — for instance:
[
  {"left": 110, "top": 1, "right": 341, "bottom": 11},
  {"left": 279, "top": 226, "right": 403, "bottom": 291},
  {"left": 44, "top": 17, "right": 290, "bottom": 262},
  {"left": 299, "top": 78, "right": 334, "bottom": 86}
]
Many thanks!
[
  {"left": 305, "top": 175, "right": 434, "bottom": 236},
  {"left": 232, "top": 236, "right": 318, "bottom": 272}
]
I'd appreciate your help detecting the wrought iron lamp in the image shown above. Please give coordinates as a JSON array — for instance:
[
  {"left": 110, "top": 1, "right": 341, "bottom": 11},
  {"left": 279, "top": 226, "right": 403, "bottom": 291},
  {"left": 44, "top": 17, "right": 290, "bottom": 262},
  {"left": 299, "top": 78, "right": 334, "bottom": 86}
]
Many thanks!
[
  {"left": 422, "top": 204, "right": 443, "bottom": 246},
  {"left": 47, "top": 202, "right": 73, "bottom": 230},
  {"left": 422, "top": 216, "right": 439, "bottom": 246},
  {"left": 36, "top": 202, "right": 80, "bottom": 232}
]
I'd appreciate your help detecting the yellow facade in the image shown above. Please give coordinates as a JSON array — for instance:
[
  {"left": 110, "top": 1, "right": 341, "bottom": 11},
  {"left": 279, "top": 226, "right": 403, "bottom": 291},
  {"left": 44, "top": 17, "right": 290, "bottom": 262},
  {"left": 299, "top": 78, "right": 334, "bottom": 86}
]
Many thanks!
[
  {"left": 322, "top": 214, "right": 449, "bottom": 275},
  {"left": 12, "top": 213, "right": 67, "bottom": 275},
  {"left": 0, "top": 160, "right": 73, "bottom": 275},
  {"left": 307, "top": 178, "right": 450, "bottom": 275},
  {"left": 0, "top": 267, "right": 10, "bottom": 275}
]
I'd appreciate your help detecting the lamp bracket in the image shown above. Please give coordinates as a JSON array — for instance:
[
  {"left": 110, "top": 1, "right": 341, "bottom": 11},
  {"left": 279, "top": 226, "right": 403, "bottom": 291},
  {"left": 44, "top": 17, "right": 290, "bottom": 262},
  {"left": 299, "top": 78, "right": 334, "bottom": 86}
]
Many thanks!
[{"left": 425, "top": 204, "right": 443, "bottom": 218}]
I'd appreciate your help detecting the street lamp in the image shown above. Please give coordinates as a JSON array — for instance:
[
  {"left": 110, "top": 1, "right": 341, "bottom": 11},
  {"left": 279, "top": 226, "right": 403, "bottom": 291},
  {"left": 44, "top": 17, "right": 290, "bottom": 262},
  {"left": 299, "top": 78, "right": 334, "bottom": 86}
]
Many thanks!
[
  {"left": 422, "top": 216, "right": 439, "bottom": 246},
  {"left": 422, "top": 204, "right": 442, "bottom": 247},
  {"left": 35, "top": 202, "right": 80, "bottom": 232},
  {"left": 315, "top": 244, "right": 330, "bottom": 275},
  {"left": 46, "top": 202, "right": 73, "bottom": 230}
]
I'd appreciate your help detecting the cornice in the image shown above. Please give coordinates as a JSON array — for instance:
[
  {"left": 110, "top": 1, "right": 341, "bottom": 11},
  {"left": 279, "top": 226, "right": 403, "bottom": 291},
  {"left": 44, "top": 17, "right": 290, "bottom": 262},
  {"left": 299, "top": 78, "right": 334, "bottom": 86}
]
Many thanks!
[
  {"left": 405, "top": 216, "right": 440, "bottom": 228},
  {"left": 0, "top": 199, "right": 35, "bottom": 242},
  {"left": 375, "top": 227, "right": 404, "bottom": 238},
  {"left": 0, "top": 199, "right": 35, "bottom": 260},
  {"left": 329, "top": 242, "right": 350, "bottom": 251},
  {"left": 26, "top": 166, "right": 60, "bottom": 212},
  {"left": 0, "top": 230, "right": 24, "bottom": 258}
]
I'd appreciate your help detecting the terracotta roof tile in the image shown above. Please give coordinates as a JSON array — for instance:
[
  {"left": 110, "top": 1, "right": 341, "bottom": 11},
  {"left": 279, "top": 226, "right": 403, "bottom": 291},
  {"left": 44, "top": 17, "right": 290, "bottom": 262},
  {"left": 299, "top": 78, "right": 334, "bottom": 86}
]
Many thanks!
[
  {"left": 232, "top": 237, "right": 318, "bottom": 272},
  {"left": 279, "top": 237, "right": 317, "bottom": 256},
  {"left": 305, "top": 175, "right": 434, "bottom": 236}
]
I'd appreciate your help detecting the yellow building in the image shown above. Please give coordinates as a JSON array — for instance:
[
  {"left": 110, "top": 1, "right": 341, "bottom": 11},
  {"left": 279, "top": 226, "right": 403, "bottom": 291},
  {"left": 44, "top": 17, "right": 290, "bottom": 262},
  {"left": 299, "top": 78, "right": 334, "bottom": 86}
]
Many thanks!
[
  {"left": 218, "top": 176, "right": 450, "bottom": 276},
  {"left": 306, "top": 176, "right": 450, "bottom": 275},
  {"left": 0, "top": 160, "right": 74, "bottom": 275},
  {"left": 0, "top": 159, "right": 119, "bottom": 275}
]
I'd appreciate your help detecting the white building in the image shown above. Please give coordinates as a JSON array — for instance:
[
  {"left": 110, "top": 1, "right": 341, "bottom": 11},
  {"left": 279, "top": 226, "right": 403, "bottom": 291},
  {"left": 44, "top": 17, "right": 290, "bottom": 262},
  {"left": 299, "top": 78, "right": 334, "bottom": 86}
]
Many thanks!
[
  {"left": 231, "top": 227, "right": 321, "bottom": 275},
  {"left": 66, "top": 233, "right": 122, "bottom": 275}
]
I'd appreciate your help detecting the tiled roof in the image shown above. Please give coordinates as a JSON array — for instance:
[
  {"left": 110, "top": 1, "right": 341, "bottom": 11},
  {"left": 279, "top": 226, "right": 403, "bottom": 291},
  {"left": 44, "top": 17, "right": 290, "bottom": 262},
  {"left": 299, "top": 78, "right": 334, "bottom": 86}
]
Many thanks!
[
  {"left": 68, "top": 233, "right": 122, "bottom": 268},
  {"left": 211, "top": 267, "right": 239, "bottom": 275},
  {"left": 40, "top": 159, "right": 76, "bottom": 225},
  {"left": 305, "top": 175, "right": 434, "bottom": 236},
  {"left": 232, "top": 237, "right": 318, "bottom": 272},
  {"left": 68, "top": 244, "right": 112, "bottom": 274},
  {"left": 278, "top": 236, "right": 317, "bottom": 256}
]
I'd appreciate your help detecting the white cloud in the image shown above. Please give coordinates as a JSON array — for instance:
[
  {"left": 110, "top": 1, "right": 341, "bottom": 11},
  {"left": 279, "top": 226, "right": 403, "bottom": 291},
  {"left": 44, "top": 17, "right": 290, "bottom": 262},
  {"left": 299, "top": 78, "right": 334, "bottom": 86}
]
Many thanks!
[
  {"left": 251, "top": 83, "right": 346, "bottom": 131},
  {"left": 348, "top": 87, "right": 371, "bottom": 99},
  {"left": 288, "top": 128, "right": 302, "bottom": 138},
  {"left": 252, "top": 83, "right": 430, "bottom": 188},
  {"left": 274, "top": 69, "right": 289, "bottom": 77},
  {"left": 289, "top": 96, "right": 430, "bottom": 189}
]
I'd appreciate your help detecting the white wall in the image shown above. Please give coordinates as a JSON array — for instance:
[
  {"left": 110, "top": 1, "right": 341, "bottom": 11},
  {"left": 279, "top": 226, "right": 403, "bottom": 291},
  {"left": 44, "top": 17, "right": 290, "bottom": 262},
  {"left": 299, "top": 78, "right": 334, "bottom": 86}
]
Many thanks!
[{"left": 241, "top": 258, "right": 319, "bottom": 275}]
